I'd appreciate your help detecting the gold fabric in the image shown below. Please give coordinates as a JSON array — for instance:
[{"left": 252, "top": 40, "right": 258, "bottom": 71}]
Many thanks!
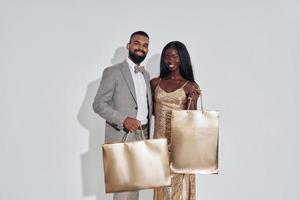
[
  {"left": 102, "top": 137, "right": 171, "bottom": 193},
  {"left": 171, "top": 109, "right": 219, "bottom": 174},
  {"left": 153, "top": 84, "right": 196, "bottom": 200}
]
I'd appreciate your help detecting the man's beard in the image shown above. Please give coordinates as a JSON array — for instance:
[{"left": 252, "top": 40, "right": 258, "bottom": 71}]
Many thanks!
[{"left": 128, "top": 50, "right": 146, "bottom": 64}]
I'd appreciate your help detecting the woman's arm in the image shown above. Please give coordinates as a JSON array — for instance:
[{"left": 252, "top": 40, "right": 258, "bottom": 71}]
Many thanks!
[
  {"left": 150, "top": 78, "right": 160, "bottom": 115},
  {"left": 185, "top": 82, "right": 201, "bottom": 110}
]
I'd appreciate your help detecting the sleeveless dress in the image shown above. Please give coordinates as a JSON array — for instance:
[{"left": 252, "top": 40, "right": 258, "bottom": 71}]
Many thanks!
[{"left": 153, "top": 79, "right": 196, "bottom": 200}]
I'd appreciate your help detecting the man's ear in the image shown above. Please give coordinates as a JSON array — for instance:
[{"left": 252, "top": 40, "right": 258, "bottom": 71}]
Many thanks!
[{"left": 126, "top": 43, "right": 129, "bottom": 50}]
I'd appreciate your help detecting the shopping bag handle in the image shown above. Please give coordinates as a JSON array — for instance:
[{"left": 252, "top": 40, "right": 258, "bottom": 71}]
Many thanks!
[
  {"left": 121, "top": 125, "right": 145, "bottom": 142},
  {"left": 187, "top": 92, "right": 204, "bottom": 113}
]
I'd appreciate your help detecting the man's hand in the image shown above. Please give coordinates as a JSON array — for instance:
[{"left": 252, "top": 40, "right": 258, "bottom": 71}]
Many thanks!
[{"left": 123, "top": 117, "right": 141, "bottom": 132}]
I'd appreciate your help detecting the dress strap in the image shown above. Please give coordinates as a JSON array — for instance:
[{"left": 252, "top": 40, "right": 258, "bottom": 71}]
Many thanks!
[
  {"left": 181, "top": 80, "right": 189, "bottom": 88},
  {"left": 155, "top": 78, "right": 162, "bottom": 92}
]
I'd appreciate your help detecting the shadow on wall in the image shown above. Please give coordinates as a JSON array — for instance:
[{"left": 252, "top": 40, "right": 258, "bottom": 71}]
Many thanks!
[
  {"left": 77, "top": 47, "right": 127, "bottom": 200},
  {"left": 146, "top": 53, "right": 161, "bottom": 79}
]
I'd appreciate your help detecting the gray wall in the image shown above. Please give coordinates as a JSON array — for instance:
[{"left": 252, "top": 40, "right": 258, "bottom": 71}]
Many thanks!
[{"left": 1, "top": 0, "right": 299, "bottom": 200}]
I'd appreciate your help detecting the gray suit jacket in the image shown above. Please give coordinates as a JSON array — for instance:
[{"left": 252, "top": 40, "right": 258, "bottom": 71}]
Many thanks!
[{"left": 93, "top": 60, "right": 152, "bottom": 143}]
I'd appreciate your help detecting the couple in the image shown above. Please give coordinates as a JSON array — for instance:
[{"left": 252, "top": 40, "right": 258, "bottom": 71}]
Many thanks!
[{"left": 93, "top": 31, "right": 200, "bottom": 200}]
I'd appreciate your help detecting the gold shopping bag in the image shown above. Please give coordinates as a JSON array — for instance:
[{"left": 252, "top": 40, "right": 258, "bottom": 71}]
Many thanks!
[
  {"left": 102, "top": 132, "right": 171, "bottom": 193},
  {"left": 170, "top": 94, "right": 219, "bottom": 174}
]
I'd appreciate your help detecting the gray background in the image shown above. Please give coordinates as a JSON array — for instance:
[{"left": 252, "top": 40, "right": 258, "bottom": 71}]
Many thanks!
[{"left": 1, "top": 0, "right": 299, "bottom": 200}]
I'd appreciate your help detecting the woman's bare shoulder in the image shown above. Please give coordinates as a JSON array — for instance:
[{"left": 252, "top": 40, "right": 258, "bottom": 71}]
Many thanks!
[
  {"left": 186, "top": 81, "right": 200, "bottom": 90},
  {"left": 183, "top": 81, "right": 201, "bottom": 96},
  {"left": 150, "top": 78, "right": 160, "bottom": 90}
]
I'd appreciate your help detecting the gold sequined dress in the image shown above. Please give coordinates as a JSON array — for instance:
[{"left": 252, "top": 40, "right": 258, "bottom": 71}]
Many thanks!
[{"left": 153, "top": 80, "right": 196, "bottom": 200}]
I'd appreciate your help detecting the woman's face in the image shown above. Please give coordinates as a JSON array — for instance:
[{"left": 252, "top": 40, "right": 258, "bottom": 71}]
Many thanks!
[{"left": 164, "top": 48, "right": 180, "bottom": 72}]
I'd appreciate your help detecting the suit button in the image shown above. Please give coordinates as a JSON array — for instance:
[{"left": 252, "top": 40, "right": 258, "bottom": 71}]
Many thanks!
[{"left": 135, "top": 106, "right": 138, "bottom": 110}]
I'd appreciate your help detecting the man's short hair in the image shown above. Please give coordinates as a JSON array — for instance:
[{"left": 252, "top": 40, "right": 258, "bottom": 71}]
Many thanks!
[{"left": 129, "top": 31, "right": 149, "bottom": 42}]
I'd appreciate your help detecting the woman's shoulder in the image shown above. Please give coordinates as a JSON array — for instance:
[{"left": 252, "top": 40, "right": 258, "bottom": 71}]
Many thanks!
[
  {"left": 184, "top": 81, "right": 200, "bottom": 92},
  {"left": 150, "top": 77, "right": 161, "bottom": 90}
]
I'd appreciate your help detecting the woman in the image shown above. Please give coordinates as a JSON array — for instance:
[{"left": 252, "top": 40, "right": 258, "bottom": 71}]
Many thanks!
[{"left": 151, "top": 41, "right": 201, "bottom": 200}]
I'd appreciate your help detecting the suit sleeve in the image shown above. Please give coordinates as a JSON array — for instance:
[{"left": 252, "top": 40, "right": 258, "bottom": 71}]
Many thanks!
[{"left": 92, "top": 67, "right": 127, "bottom": 130}]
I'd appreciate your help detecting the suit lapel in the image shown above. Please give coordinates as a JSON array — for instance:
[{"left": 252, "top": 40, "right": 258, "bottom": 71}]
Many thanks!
[
  {"left": 144, "top": 70, "right": 152, "bottom": 138},
  {"left": 142, "top": 71, "right": 151, "bottom": 103},
  {"left": 120, "top": 60, "right": 137, "bottom": 103}
]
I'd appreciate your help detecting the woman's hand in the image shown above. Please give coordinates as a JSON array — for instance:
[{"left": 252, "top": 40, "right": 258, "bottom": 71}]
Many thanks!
[
  {"left": 187, "top": 83, "right": 201, "bottom": 110},
  {"left": 188, "top": 87, "right": 201, "bottom": 101}
]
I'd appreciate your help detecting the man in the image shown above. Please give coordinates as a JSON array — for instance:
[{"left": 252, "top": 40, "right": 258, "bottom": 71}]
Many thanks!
[{"left": 93, "top": 31, "right": 152, "bottom": 200}]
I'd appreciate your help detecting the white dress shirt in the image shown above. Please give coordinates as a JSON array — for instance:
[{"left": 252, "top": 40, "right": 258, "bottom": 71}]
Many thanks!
[{"left": 126, "top": 58, "right": 148, "bottom": 125}]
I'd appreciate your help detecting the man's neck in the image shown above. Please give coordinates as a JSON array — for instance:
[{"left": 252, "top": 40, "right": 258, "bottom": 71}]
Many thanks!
[{"left": 127, "top": 57, "right": 142, "bottom": 66}]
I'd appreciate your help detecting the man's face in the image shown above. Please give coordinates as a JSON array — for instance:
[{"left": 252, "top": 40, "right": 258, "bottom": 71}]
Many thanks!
[{"left": 127, "top": 34, "right": 149, "bottom": 64}]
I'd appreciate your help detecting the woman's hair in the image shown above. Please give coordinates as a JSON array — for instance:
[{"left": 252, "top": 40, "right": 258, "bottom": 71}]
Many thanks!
[{"left": 159, "top": 41, "right": 195, "bottom": 82}]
